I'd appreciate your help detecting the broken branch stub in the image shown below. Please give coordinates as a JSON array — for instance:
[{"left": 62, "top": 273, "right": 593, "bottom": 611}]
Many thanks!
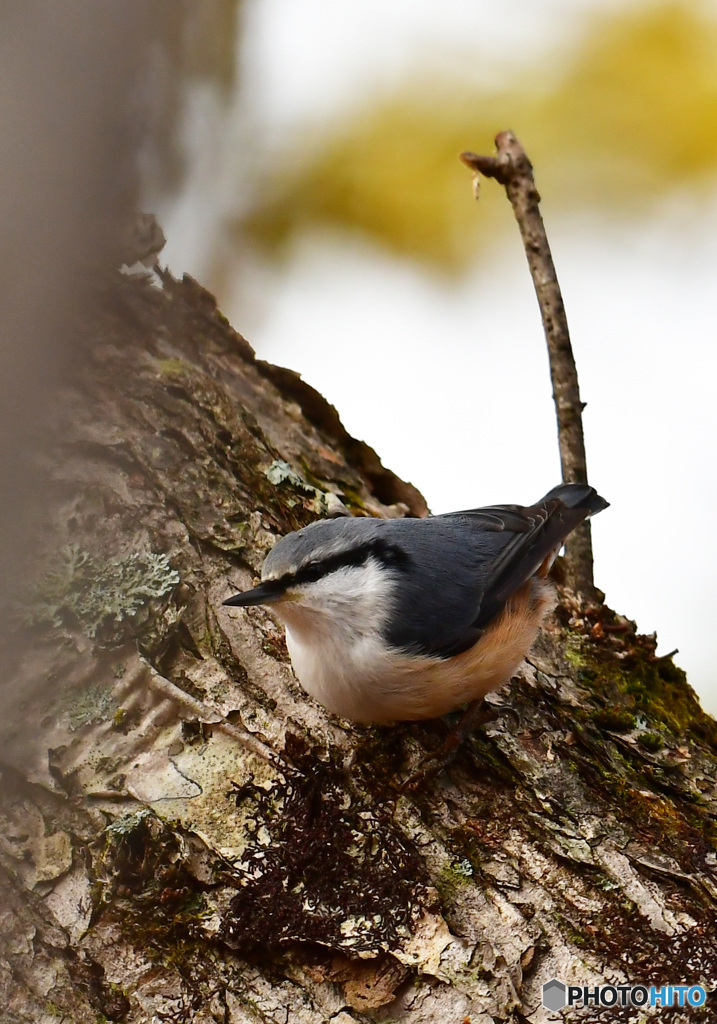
[{"left": 461, "top": 131, "right": 599, "bottom": 604}]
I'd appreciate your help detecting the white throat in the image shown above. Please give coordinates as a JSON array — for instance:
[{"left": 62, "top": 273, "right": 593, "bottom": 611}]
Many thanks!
[{"left": 272, "top": 557, "right": 397, "bottom": 720}]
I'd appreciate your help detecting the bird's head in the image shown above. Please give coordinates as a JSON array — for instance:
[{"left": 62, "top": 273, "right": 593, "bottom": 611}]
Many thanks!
[{"left": 222, "top": 517, "right": 403, "bottom": 627}]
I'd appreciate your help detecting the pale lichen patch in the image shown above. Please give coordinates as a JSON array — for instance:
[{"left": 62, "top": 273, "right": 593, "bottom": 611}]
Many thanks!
[{"left": 24, "top": 544, "right": 179, "bottom": 641}]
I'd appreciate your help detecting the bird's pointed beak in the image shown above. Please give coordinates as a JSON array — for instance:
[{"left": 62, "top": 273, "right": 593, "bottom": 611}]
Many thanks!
[{"left": 223, "top": 580, "right": 286, "bottom": 608}]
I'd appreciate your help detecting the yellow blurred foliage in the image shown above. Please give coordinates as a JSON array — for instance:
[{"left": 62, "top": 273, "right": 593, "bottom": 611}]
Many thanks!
[{"left": 241, "top": 3, "right": 717, "bottom": 270}]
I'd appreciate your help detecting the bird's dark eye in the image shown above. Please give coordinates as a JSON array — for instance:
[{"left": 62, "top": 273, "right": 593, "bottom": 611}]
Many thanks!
[
  {"left": 297, "top": 559, "right": 325, "bottom": 584},
  {"left": 291, "top": 540, "right": 407, "bottom": 588}
]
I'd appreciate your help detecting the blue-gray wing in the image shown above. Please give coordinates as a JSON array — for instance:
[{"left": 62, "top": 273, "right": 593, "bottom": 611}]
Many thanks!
[{"left": 382, "top": 483, "right": 607, "bottom": 658}]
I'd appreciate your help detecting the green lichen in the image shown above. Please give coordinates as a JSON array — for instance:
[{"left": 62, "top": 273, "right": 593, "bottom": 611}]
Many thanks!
[
  {"left": 263, "top": 459, "right": 337, "bottom": 518},
  {"left": 93, "top": 810, "right": 212, "bottom": 973},
  {"left": 105, "top": 808, "right": 154, "bottom": 839},
  {"left": 265, "top": 459, "right": 310, "bottom": 490},
  {"left": 638, "top": 731, "right": 664, "bottom": 752},
  {"left": 559, "top": 626, "right": 717, "bottom": 852},
  {"left": 66, "top": 681, "right": 118, "bottom": 731},
  {"left": 157, "top": 357, "right": 192, "bottom": 377},
  {"left": 563, "top": 637, "right": 590, "bottom": 670},
  {"left": 435, "top": 858, "right": 475, "bottom": 904},
  {"left": 25, "top": 544, "right": 180, "bottom": 639},
  {"left": 592, "top": 708, "right": 637, "bottom": 733},
  {"left": 562, "top": 628, "right": 714, "bottom": 743}
]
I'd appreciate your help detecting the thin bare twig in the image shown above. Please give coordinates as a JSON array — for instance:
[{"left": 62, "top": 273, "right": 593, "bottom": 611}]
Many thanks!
[{"left": 461, "top": 131, "right": 599, "bottom": 603}]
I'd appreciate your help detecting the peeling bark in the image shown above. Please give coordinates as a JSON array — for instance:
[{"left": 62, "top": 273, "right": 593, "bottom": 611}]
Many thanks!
[{"left": 1, "top": 269, "right": 716, "bottom": 1024}]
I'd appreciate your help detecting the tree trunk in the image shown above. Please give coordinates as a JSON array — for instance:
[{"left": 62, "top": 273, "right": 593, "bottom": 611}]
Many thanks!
[{"left": 1, "top": 269, "right": 716, "bottom": 1024}]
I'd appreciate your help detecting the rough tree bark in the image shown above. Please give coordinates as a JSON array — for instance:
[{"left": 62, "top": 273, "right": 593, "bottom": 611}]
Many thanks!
[{"left": 1, "top": 266, "right": 716, "bottom": 1024}]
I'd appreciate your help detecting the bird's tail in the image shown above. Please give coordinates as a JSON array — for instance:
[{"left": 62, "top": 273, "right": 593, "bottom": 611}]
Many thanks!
[{"left": 541, "top": 482, "right": 609, "bottom": 518}]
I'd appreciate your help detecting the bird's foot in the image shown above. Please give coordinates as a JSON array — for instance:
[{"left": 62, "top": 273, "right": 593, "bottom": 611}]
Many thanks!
[{"left": 400, "top": 698, "right": 519, "bottom": 794}]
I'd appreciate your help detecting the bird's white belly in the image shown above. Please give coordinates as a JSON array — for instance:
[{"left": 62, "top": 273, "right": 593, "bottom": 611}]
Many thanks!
[{"left": 285, "top": 626, "right": 398, "bottom": 722}]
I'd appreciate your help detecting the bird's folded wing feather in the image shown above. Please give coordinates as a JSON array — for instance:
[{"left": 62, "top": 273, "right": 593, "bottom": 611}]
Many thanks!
[{"left": 441, "top": 497, "right": 582, "bottom": 630}]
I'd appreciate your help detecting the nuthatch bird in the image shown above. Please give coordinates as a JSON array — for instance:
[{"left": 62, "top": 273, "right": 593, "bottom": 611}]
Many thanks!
[{"left": 223, "top": 484, "right": 607, "bottom": 725}]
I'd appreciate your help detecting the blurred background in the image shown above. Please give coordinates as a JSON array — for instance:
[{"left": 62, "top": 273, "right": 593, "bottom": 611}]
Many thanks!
[
  {"left": 148, "top": 0, "right": 717, "bottom": 711},
  {"left": 4, "top": 2, "right": 716, "bottom": 710}
]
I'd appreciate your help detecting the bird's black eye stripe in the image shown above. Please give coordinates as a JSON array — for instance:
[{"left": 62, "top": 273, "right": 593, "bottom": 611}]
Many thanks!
[{"left": 275, "top": 538, "right": 410, "bottom": 590}]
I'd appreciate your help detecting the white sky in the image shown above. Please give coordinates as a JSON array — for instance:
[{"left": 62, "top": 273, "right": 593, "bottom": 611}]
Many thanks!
[{"left": 161, "top": 0, "right": 717, "bottom": 714}]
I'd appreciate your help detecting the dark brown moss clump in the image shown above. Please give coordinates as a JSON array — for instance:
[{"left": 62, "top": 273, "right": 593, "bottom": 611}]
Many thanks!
[{"left": 223, "top": 737, "right": 431, "bottom": 955}]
